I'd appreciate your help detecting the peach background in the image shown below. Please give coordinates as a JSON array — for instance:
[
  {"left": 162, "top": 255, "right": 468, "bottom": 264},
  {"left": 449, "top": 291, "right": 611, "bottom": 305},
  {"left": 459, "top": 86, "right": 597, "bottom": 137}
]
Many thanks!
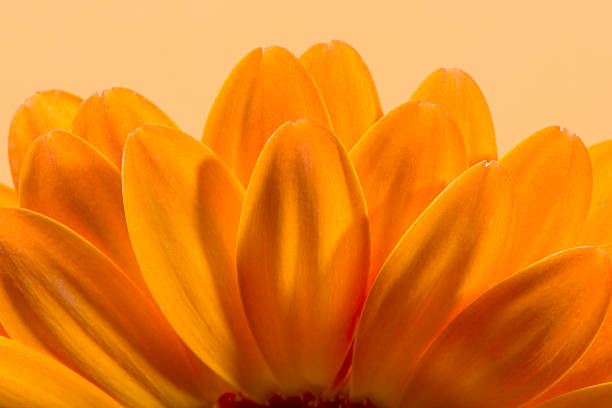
[{"left": 2, "top": 0, "right": 611, "bottom": 186}]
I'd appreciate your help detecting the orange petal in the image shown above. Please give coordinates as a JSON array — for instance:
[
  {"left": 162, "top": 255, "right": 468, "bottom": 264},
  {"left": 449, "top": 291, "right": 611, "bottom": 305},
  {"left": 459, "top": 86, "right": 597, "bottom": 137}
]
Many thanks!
[
  {"left": 8, "top": 90, "right": 82, "bottom": 188},
  {"left": 579, "top": 140, "right": 612, "bottom": 245},
  {"left": 237, "top": 120, "right": 369, "bottom": 394},
  {"left": 526, "top": 243, "right": 612, "bottom": 406},
  {"left": 533, "top": 383, "right": 612, "bottom": 408},
  {"left": 300, "top": 40, "right": 382, "bottom": 150},
  {"left": 19, "top": 130, "right": 144, "bottom": 288},
  {"left": 401, "top": 247, "right": 612, "bottom": 408},
  {"left": 0, "top": 337, "right": 123, "bottom": 408},
  {"left": 498, "top": 126, "right": 592, "bottom": 278},
  {"left": 0, "top": 208, "right": 211, "bottom": 407},
  {"left": 71, "top": 87, "right": 177, "bottom": 168},
  {"left": 350, "top": 101, "right": 469, "bottom": 284},
  {"left": 350, "top": 161, "right": 515, "bottom": 407},
  {"left": 0, "top": 183, "right": 17, "bottom": 207},
  {"left": 123, "top": 124, "right": 277, "bottom": 400},
  {"left": 202, "top": 47, "right": 331, "bottom": 186},
  {"left": 410, "top": 68, "right": 497, "bottom": 164}
]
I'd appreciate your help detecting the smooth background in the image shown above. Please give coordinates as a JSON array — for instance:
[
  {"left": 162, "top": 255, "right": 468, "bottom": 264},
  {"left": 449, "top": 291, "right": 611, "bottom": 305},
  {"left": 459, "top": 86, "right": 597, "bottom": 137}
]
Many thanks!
[{"left": 1, "top": 0, "right": 610, "bottom": 186}]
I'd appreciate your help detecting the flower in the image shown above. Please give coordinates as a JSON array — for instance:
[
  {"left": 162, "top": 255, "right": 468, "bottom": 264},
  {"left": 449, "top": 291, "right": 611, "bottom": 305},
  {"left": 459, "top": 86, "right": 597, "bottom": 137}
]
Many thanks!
[{"left": 0, "top": 40, "right": 611, "bottom": 408}]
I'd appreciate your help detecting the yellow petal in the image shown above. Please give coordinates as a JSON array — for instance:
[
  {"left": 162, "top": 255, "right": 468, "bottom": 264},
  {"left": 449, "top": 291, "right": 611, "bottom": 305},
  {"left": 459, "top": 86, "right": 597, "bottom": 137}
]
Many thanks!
[
  {"left": 0, "top": 337, "right": 123, "bottom": 408},
  {"left": 300, "top": 40, "right": 382, "bottom": 150},
  {"left": 534, "top": 383, "right": 612, "bottom": 408},
  {"left": 8, "top": 90, "right": 82, "bottom": 188},
  {"left": 579, "top": 140, "right": 612, "bottom": 245},
  {"left": 0, "top": 208, "right": 211, "bottom": 407},
  {"left": 202, "top": 47, "right": 331, "bottom": 186},
  {"left": 350, "top": 101, "right": 469, "bottom": 284},
  {"left": 123, "top": 124, "right": 276, "bottom": 400},
  {"left": 19, "top": 130, "right": 144, "bottom": 288},
  {"left": 498, "top": 126, "right": 592, "bottom": 278},
  {"left": 526, "top": 243, "right": 612, "bottom": 406},
  {"left": 0, "top": 183, "right": 17, "bottom": 207},
  {"left": 350, "top": 161, "right": 515, "bottom": 407},
  {"left": 71, "top": 87, "right": 177, "bottom": 168},
  {"left": 401, "top": 247, "right": 612, "bottom": 408},
  {"left": 237, "top": 120, "right": 369, "bottom": 394},
  {"left": 410, "top": 68, "right": 497, "bottom": 164}
]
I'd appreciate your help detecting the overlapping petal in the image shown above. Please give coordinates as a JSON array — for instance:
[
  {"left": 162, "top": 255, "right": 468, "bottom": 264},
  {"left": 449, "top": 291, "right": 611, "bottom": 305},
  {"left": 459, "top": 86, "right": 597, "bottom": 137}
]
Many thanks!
[
  {"left": 410, "top": 68, "right": 497, "bottom": 164},
  {"left": 401, "top": 247, "right": 612, "bottom": 408},
  {"left": 0, "top": 208, "right": 210, "bottom": 407},
  {"left": 300, "top": 40, "right": 382, "bottom": 150},
  {"left": 19, "top": 130, "right": 143, "bottom": 287},
  {"left": 350, "top": 101, "right": 468, "bottom": 283},
  {"left": 498, "top": 126, "right": 592, "bottom": 278},
  {"left": 580, "top": 140, "right": 612, "bottom": 245},
  {"left": 8, "top": 90, "right": 82, "bottom": 187},
  {"left": 0, "top": 183, "right": 16, "bottom": 207},
  {"left": 534, "top": 383, "right": 612, "bottom": 408},
  {"left": 202, "top": 46, "right": 331, "bottom": 186},
  {"left": 526, "top": 242, "right": 612, "bottom": 405},
  {"left": 350, "top": 161, "right": 514, "bottom": 407},
  {"left": 122, "top": 124, "right": 276, "bottom": 400},
  {"left": 237, "top": 120, "right": 369, "bottom": 394},
  {"left": 71, "top": 87, "right": 177, "bottom": 168},
  {"left": 0, "top": 337, "right": 122, "bottom": 407}
]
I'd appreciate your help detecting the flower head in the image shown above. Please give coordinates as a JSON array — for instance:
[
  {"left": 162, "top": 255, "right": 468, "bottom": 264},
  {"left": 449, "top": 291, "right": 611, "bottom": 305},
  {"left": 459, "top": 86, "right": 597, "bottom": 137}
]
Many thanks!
[{"left": 0, "top": 40, "right": 612, "bottom": 408}]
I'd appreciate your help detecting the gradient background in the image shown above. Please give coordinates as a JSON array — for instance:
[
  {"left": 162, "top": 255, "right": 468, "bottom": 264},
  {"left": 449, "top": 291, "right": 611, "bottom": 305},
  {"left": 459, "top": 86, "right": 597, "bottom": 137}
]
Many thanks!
[{"left": 2, "top": 0, "right": 610, "bottom": 185}]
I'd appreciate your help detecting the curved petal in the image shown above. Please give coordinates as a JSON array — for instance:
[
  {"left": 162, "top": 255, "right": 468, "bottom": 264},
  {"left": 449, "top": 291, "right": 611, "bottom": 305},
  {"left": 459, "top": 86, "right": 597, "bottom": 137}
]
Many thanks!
[
  {"left": 71, "top": 87, "right": 177, "bottom": 168},
  {"left": 19, "top": 130, "right": 144, "bottom": 288},
  {"left": 8, "top": 90, "right": 82, "bottom": 188},
  {"left": 579, "top": 140, "right": 612, "bottom": 245},
  {"left": 202, "top": 46, "right": 331, "bottom": 186},
  {"left": 350, "top": 161, "right": 515, "bottom": 407},
  {"left": 498, "top": 126, "right": 592, "bottom": 278},
  {"left": 0, "top": 183, "right": 17, "bottom": 207},
  {"left": 123, "top": 124, "right": 277, "bottom": 400},
  {"left": 410, "top": 68, "right": 497, "bottom": 164},
  {"left": 526, "top": 243, "right": 612, "bottom": 406},
  {"left": 237, "top": 120, "right": 369, "bottom": 394},
  {"left": 300, "top": 40, "right": 382, "bottom": 150},
  {"left": 534, "top": 383, "right": 612, "bottom": 408},
  {"left": 350, "top": 101, "right": 469, "bottom": 284},
  {"left": 400, "top": 247, "right": 612, "bottom": 408},
  {"left": 0, "top": 208, "right": 211, "bottom": 407},
  {"left": 0, "top": 337, "right": 123, "bottom": 408}
]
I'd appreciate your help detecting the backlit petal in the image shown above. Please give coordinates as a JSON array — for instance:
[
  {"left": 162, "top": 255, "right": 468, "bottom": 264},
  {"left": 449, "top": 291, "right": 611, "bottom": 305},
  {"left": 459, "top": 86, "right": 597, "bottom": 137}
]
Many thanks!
[
  {"left": 534, "top": 383, "right": 612, "bottom": 408},
  {"left": 350, "top": 161, "right": 514, "bottom": 407},
  {"left": 8, "top": 90, "right": 82, "bottom": 188},
  {"left": 19, "top": 130, "right": 143, "bottom": 287},
  {"left": 0, "top": 208, "right": 210, "bottom": 407},
  {"left": 300, "top": 40, "right": 382, "bottom": 150},
  {"left": 410, "top": 68, "right": 497, "bottom": 164},
  {"left": 71, "top": 87, "right": 177, "bottom": 168},
  {"left": 123, "top": 124, "right": 277, "bottom": 400},
  {"left": 401, "top": 247, "right": 612, "bottom": 408},
  {"left": 350, "top": 101, "right": 468, "bottom": 284},
  {"left": 0, "top": 337, "right": 123, "bottom": 408},
  {"left": 498, "top": 126, "right": 592, "bottom": 278},
  {"left": 579, "top": 140, "right": 612, "bottom": 245},
  {"left": 237, "top": 120, "right": 369, "bottom": 394},
  {"left": 0, "top": 183, "right": 17, "bottom": 207},
  {"left": 526, "top": 243, "right": 612, "bottom": 406},
  {"left": 202, "top": 47, "right": 331, "bottom": 186}
]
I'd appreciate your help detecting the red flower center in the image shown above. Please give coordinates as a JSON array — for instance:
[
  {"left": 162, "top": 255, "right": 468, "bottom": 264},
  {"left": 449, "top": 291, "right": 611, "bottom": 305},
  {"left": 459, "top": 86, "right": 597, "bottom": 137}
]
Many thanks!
[{"left": 217, "top": 393, "right": 375, "bottom": 408}]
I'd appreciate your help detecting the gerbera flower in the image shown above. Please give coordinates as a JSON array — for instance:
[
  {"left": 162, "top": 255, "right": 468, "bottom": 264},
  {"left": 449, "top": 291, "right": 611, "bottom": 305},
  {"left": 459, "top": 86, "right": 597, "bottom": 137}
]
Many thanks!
[{"left": 0, "top": 40, "right": 611, "bottom": 408}]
